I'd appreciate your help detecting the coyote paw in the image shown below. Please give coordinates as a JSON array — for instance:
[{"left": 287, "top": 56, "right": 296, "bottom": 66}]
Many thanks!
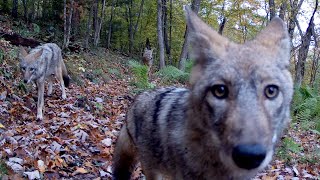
[{"left": 36, "top": 115, "right": 43, "bottom": 121}]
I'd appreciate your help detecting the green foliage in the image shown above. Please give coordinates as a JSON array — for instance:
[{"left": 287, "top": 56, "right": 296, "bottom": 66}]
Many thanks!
[
  {"left": 155, "top": 66, "right": 189, "bottom": 84},
  {"left": 184, "top": 60, "right": 194, "bottom": 74},
  {"left": 292, "top": 86, "right": 320, "bottom": 133},
  {"left": 0, "top": 160, "right": 8, "bottom": 178},
  {"left": 276, "top": 137, "right": 303, "bottom": 163},
  {"left": 128, "top": 60, "right": 155, "bottom": 90},
  {"left": 107, "top": 67, "right": 122, "bottom": 79}
]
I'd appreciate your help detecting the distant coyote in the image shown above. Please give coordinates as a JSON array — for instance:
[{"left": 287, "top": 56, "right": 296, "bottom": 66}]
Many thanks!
[
  {"left": 142, "top": 38, "right": 154, "bottom": 78},
  {"left": 112, "top": 6, "right": 293, "bottom": 180},
  {"left": 19, "top": 43, "right": 70, "bottom": 120}
]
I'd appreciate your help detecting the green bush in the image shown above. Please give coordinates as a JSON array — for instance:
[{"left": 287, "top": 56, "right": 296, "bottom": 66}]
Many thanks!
[
  {"left": 292, "top": 86, "right": 320, "bottom": 132},
  {"left": 155, "top": 65, "right": 189, "bottom": 84},
  {"left": 0, "top": 160, "right": 8, "bottom": 178},
  {"left": 128, "top": 60, "right": 155, "bottom": 90},
  {"left": 276, "top": 137, "right": 303, "bottom": 163}
]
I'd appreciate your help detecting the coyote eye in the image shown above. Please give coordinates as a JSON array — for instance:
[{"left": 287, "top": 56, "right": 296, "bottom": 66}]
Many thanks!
[
  {"left": 21, "top": 67, "right": 26, "bottom": 71},
  {"left": 211, "top": 85, "right": 228, "bottom": 99},
  {"left": 30, "top": 68, "right": 35, "bottom": 72},
  {"left": 265, "top": 85, "right": 279, "bottom": 99}
]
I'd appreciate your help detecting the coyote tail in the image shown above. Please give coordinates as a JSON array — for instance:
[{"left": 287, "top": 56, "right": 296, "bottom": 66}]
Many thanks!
[
  {"left": 112, "top": 125, "right": 137, "bottom": 180},
  {"left": 61, "top": 60, "right": 70, "bottom": 88}
]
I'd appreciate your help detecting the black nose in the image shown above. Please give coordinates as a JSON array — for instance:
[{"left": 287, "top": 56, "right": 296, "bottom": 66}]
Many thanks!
[
  {"left": 232, "top": 144, "right": 266, "bottom": 170},
  {"left": 23, "top": 79, "right": 28, "bottom": 83}
]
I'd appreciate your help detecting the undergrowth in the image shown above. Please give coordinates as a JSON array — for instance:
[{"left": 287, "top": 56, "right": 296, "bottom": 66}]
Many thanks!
[
  {"left": 128, "top": 60, "right": 155, "bottom": 91},
  {"left": 292, "top": 86, "right": 320, "bottom": 133},
  {"left": 155, "top": 66, "right": 189, "bottom": 84}
]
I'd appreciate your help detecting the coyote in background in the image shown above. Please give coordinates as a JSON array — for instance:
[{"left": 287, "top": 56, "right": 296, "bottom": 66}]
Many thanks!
[
  {"left": 142, "top": 38, "right": 154, "bottom": 78},
  {"left": 112, "top": 6, "right": 293, "bottom": 180},
  {"left": 19, "top": 43, "right": 70, "bottom": 120}
]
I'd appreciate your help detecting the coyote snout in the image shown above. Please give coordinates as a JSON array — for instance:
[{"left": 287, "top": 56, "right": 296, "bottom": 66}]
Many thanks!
[{"left": 112, "top": 6, "right": 293, "bottom": 180}]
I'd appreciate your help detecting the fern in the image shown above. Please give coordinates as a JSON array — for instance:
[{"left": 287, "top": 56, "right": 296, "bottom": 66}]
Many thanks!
[
  {"left": 156, "top": 66, "right": 189, "bottom": 84},
  {"left": 128, "top": 60, "right": 154, "bottom": 89},
  {"left": 292, "top": 86, "right": 320, "bottom": 133}
]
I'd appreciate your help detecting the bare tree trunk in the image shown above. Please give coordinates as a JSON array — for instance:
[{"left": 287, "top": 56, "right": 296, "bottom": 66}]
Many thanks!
[
  {"left": 107, "top": 0, "right": 116, "bottom": 49},
  {"left": 294, "top": 0, "right": 318, "bottom": 88},
  {"left": 84, "top": 4, "right": 94, "bottom": 49},
  {"left": 66, "top": 0, "right": 74, "bottom": 48},
  {"left": 63, "top": 0, "right": 74, "bottom": 49},
  {"left": 288, "top": 0, "right": 304, "bottom": 42},
  {"left": 279, "top": 1, "right": 287, "bottom": 20},
  {"left": 11, "top": 0, "right": 18, "bottom": 18},
  {"left": 309, "top": 22, "right": 319, "bottom": 87},
  {"left": 269, "top": 0, "right": 276, "bottom": 20},
  {"left": 157, "top": 0, "right": 165, "bottom": 69},
  {"left": 163, "top": 0, "right": 171, "bottom": 65},
  {"left": 169, "top": 0, "right": 173, "bottom": 65},
  {"left": 218, "top": 1, "right": 227, "bottom": 35},
  {"left": 178, "top": 0, "right": 201, "bottom": 71},
  {"left": 126, "top": 0, "right": 134, "bottom": 54},
  {"left": 94, "top": 0, "right": 106, "bottom": 47},
  {"left": 22, "top": 0, "right": 28, "bottom": 21},
  {"left": 63, "top": 0, "right": 67, "bottom": 47},
  {"left": 29, "top": 0, "right": 35, "bottom": 21}
]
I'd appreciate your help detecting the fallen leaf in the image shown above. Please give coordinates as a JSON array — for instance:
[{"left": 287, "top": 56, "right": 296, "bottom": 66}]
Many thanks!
[
  {"left": 24, "top": 170, "right": 40, "bottom": 180},
  {"left": 72, "top": 167, "right": 88, "bottom": 176}
]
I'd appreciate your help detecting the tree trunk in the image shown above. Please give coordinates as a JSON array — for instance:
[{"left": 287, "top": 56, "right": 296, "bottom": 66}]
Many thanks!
[
  {"left": 93, "top": 0, "right": 100, "bottom": 47},
  {"left": 66, "top": 0, "right": 74, "bottom": 48},
  {"left": 157, "top": 0, "right": 165, "bottom": 69},
  {"left": 84, "top": 4, "right": 94, "bottom": 49},
  {"left": 294, "top": 0, "right": 318, "bottom": 88},
  {"left": 63, "top": 0, "right": 67, "bottom": 47},
  {"left": 178, "top": 0, "right": 201, "bottom": 71},
  {"left": 163, "top": 0, "right": 171, "bottom": 65},
  {"left": 169, "top": 0, "right": 173, "bottom": 65},
  {"left": 269, "top": 0, "right": 275, "bottom": 20},
  {"left": 126, "top": 0, "right": 134, "bottom": 54},
  {"left": 94, "top": 0, "right": 106, "bottom": 47},
  {"left": 279, "top": 1, "right": 286, "bottom": 20},
  {"left": 288, "top": 0, "right": 304, "bottom": 42},
  {"left": 11, "top": 0, "right": 18, "bottom": 18},
  {"left": 309, "top": 48, "right": 320, "bottom": 87},
  {"left": 22, "top": 0, "right": 28, "bottom": 21},
  {"left": 29, "top": 0, "right": 35, "bottom": 21},
  {"left": 106, "top": 0, "right": 116, "bottom": 49}
]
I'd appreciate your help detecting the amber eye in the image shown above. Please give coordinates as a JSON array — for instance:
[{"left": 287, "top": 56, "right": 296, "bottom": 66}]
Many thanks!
[
  {"left": 265, "top": 85, "right": 279, "bottom": 99},
  {"left": 211, "top": 85, "right": 228, "bottom": 99}
]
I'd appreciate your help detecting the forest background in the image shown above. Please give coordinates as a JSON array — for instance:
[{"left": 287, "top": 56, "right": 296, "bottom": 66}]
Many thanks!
[{"left": 0, "top": 0, "right": 319, "bottom": 179}]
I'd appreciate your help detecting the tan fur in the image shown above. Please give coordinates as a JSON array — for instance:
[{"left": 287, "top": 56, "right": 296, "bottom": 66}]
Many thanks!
[
  {"left": 112, "top": 6, "right": 293, "bottom": 180},
  {"left": 19, "top": 43, "right": 70, "bottom": 120}
]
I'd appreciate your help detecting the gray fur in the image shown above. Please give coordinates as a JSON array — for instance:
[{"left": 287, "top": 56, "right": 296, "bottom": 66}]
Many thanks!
[{"left": 112, "top": 7, "right": 293, "bottom": 180}]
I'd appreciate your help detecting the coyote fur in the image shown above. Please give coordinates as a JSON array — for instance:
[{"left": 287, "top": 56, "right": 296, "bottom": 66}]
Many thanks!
[
  {"left": 112, "top": 6, "right": 293, "bottom": 180},
  {"left": 19, "top": 43, "right": 70, "bottom": 120},
  {"left": 142, "top": 48, "right": 154, "bottom": 78}
]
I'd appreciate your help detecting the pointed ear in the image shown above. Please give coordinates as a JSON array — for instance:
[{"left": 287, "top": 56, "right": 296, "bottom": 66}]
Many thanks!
[
  {"left": 19, "top": 46, "right": 28, "bottom": 58},
  {"left": 184, "top": 6, "right": 232, "bottom": 84},
  {"left": 254, "top": 17, "right": 291, "bottom": 66},
  {"left": 33, "top": 49, "right": 43, "bottom": 59}
]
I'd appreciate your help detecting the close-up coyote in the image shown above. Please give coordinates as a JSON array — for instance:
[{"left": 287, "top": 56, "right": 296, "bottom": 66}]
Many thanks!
[{"left": 112, "top": 6, "right": 293, "bottom": 180}]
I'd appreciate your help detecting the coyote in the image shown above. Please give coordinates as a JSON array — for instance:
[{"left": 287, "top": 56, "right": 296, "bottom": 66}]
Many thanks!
[
  {"left": 112, "top": 6, "right": 293, "bottom": 180},
  {"left": 142, "top": 38, "right": 154, "bottom": 78},
  {"left": 19, "top": 43, "right": 70, "bottom": 120}
]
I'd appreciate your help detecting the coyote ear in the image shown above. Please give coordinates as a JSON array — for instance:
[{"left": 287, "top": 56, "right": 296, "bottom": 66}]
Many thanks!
[
  {"left": 33, "top": 49, "right": 43, "bottom": 59},
  {"left": 254, "top": 17, "right": 291, "bottom": 66},
  {"left": 184, "top": 6, "right": 231, "bottom": 85},
  {"left": 19, "top": 46, "right": 28, "bottom": 58}
]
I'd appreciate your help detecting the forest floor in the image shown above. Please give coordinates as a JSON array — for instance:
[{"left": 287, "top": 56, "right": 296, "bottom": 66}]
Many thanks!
[{"left": 0, "top": 20, "right": 319, "bottom": 180}]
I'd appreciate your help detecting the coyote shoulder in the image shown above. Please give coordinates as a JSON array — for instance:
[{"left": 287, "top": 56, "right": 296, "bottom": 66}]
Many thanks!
[
  {"left": 112, "top": 7, "right": 293, "bottom": 180},
  {"left": 19, "top": 43, "right": 70, "bottom": 120}
]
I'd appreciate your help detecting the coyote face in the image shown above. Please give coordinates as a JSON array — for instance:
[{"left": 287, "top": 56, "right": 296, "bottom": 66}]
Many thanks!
[
  {"left": 19, "top": 43, "right": 70, "bottom": 120},
  {"left": 112, "top": 6, "right": 293, "bottom": 180}
]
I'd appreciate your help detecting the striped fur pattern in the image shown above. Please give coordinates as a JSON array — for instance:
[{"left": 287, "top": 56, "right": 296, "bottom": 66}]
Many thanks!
[
  {"left": 112, "top": 7, "right": 293, "bottom": 180},
  {"left": 19, "top": 43, "right": 70, "bottom": 120}
]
